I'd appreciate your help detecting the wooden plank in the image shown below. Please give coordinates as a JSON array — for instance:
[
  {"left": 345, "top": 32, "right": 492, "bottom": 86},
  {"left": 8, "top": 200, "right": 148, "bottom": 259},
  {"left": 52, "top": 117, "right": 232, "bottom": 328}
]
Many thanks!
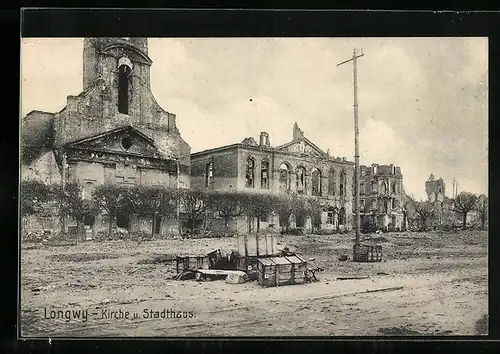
[
  {"left": 337, "top": 276, "right": 370, "bottom": 280},
  {"left": 246, "top": 234, "right": 257, "bottom": 256}
]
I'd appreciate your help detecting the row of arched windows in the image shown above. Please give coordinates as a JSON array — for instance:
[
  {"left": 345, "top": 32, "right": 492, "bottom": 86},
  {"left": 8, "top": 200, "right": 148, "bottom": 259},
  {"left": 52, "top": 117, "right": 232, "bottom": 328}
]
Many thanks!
[
  {"left": 361, "top": 180, "right": 399, "bottom": 195},
  {"left": 245, "top": 157, "right": 270, "bottom": 189},
  {"left": 275, "top": 160, "right": 347, "bottom": 197}
]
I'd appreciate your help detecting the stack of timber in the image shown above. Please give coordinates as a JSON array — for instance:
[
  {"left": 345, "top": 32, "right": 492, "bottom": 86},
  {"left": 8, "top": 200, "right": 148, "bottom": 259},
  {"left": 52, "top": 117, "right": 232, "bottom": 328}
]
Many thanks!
[
  {"left": 236, "top": 234, "right": 279, "bottom": 280},
  {"left": 353, "top": 244, "right": 383, "bottom": 262}
]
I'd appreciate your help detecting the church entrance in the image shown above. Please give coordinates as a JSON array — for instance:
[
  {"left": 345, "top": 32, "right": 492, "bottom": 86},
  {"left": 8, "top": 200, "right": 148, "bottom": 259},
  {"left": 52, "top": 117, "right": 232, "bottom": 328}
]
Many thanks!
[
  {"left": 116, "top": 212, "right": 130, "bottom": 230},
  {"left": 295, "top": 214, "right": 305, "bottom": 228}
]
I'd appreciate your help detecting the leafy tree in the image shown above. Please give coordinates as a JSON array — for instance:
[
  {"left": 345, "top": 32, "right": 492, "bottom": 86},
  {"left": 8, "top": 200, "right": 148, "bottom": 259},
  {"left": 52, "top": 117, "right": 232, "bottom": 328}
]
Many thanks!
[
  {"left": 274, "top": 192, "right": 311, "bottom": 232},
  {"left": 178, "top": 188, "right": 209, "bottom": 237},
  {"left": 20, "top": 180, "right": 54, "bottom": 217},
  {"left": 304, "top": 197, "right": 323, "bottom": 231},
  {"left": 414, "top": 201, "right": 435, "bottom": 231},
  {"left": 476, "top": 195, "right": 488, "bottom": 230},
  {"left": 92, "top": 183, "right": 133, "bottom": 238},
  {"left": 454, "top": 192, "right": 479, "bottom": 228},
  {"left": 127, "top": 185, "right": 178, "bottom": 238},
  {"left": 208, "top": 191, "right": 245, "bottom": 235},
  {"left": 56, "top": 182, "right": 99, "bottom": 238},
  {"left": 241, "top": 193, "right": 279, "bottom": 232}
]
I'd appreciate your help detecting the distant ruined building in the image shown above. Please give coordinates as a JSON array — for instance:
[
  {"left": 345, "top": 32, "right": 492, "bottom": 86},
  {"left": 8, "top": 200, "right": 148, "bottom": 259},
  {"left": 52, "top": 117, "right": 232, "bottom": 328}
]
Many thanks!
[
  {"left": 358, "top": 163, "right": 406, "bottom": 231},
  {"left": 425, "top": 174, "right": 445, "bottom": 203}
]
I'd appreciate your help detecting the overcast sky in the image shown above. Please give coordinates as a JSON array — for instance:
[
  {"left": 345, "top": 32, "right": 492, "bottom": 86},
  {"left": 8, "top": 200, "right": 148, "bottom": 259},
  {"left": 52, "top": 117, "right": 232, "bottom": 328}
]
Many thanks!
[{"left": 21, "top": 37, "right": 488, "bottom": 200}]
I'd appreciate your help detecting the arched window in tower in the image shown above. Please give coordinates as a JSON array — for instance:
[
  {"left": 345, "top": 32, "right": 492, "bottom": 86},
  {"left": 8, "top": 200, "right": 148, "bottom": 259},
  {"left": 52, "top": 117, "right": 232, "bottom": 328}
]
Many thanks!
[
  {"left": 245, "top": 157, "right": 255, "bottom": 188},
  {"left": 312, "top": 168, "right": 322, "bottom": 196},
  {"left": 205, "top": 162, "right": 213, "bottom": 187},
  {"left": 392, "top": 182, "right": 396, "bottom": 194},
  {"left": 279, "top": 163, "right": 291, "bottom": 192},
  {"left": 261, "top": 160, "right": 269, "bottom": 190},
  {"left": 328, "top": 168, "right": 336, "bottom": 196},
  {"left": 339, "top": 171, "right": 346, "bottom": 196},
  {"left": 381, "top": 181, "right": 388, "bottom": 195},
  {"left": 296, "top": 166, "right": 306, "bottom": 194},
  {"left": 118, "top": 64, "right": 131, "bottom": 114}
]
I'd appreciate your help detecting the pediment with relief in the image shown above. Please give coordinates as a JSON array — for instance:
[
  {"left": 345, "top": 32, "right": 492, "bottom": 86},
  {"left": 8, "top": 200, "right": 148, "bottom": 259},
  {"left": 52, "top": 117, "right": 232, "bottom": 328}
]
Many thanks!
[
  {"left": 276, "top": 138, "right": 326, "bottom": 158},
  {"left": 66, "top": 126, "right": 165, "bottom": 159}
]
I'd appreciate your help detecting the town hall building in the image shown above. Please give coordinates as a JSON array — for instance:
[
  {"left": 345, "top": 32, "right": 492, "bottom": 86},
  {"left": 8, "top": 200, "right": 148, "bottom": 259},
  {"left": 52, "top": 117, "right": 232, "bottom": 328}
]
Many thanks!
[{"left": 190, "top": 123, "right": 355, "bottom": 233}]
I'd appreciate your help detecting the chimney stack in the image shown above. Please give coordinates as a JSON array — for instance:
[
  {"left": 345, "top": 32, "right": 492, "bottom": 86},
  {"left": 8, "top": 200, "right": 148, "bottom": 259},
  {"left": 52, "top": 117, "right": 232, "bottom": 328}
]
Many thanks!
[{"left": 259, "top": 132, "right": 270, "bottom": 147}]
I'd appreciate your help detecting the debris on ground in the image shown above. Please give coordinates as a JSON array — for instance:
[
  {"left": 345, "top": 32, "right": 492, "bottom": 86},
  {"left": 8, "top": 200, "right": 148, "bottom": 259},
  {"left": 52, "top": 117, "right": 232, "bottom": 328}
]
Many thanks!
[
  {"left": 225, "top": 271, "right": 249, "bottom": 284},
  {"left": 173, "top": 270, "right": 196, "bottom": 280},
  {"left": 338, "top": 255, "right": 348, "bottom": 261},
  {"left": 196, "top": 269, "right": 244, "bottom": 282}
]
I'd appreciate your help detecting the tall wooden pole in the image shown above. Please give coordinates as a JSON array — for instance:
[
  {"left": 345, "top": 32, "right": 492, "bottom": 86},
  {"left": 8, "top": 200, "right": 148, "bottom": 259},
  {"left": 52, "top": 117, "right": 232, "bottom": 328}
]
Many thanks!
[{"left": 338, "top": 48, "right": 364, "bottom": 245}]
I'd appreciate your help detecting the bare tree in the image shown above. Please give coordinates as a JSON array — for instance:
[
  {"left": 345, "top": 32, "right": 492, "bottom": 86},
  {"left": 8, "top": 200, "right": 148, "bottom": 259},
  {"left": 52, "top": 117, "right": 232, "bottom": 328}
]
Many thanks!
[
  {"left": 208, "top": 191, "right": 245, "bottom": 235},
  {"left": 414, "top": 201, "right": 435, "bottom": 231},
  {"left": 56, "top": 182, "right": 99, "bottom": 239},
  {"left": 453, "top": 192, "right": 479, "bottom": 229},
  {"left": 178, "top": 189, "right": 209, "bottom": 237},
  {"left": 92, "top": 184, "right": 133, "bottom": 238},
  {"left": 241, "top": 193, "right": 279, "bottom": 232},
  {"left": 475, "top": 194, "right": 488, "bottom": 230},
  {"left": 127, "top": 185, "right": 178, "bottom": 238}
]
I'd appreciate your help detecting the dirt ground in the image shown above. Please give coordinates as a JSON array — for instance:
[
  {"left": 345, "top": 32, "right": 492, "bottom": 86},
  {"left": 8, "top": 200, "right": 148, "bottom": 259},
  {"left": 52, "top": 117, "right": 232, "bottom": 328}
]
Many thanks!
[{"left": 19, "top": 230, "right": 488, "bottom": 337}]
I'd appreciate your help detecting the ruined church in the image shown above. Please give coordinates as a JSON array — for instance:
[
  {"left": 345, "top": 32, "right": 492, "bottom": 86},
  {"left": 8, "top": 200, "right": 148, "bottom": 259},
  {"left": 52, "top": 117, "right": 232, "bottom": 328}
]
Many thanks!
[{"left": 21, "top": 37, "right": 191, "bottom": 236}]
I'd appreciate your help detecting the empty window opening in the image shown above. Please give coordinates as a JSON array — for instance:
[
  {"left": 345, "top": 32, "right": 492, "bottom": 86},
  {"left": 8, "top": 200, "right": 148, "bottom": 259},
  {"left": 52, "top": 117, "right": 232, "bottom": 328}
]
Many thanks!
[
  {"left": 327, "top": 209, "right": 335, "bottom": 224},
  {"left": 118, "top": 65, "right": 131, "bottom": 114},
  {"left": 381, "top": 181, "right": 388, "bottom": 195},
  {"left": 328, "top": 169, "right": 336, "bottom": 196},
  {"left": 296, "top": 167, "right": 306, "bottom": 194},
  {"left": 121, "top": 137, "right": 133, "bottom": 150},
  {"left": 205, "top": 162, "right": 213, "bottom": 187},
  {"left": 339, "top": 171, "right": 346, "bottom": 196},
  {"left": 312, "top": 169, "right": 322, "bottom": 196},
  {"left": 245, "top": 157, "right": 255, "bottom": 188},
  {"left": 279, "top": 163, "right": 291, "bottom": 192},
  {"left": 261, "top": 161, "right": 269, "bottom": 189}
]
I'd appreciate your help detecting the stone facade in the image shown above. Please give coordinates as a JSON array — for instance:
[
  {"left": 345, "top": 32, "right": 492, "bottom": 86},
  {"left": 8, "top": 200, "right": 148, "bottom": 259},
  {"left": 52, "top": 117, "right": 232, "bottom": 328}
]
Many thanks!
[
  {"left": 425, "top": 174, "right": 446, "bottom": 203},
  {"left": 191, "top": 123, "right": 355, "bottom": 233},
  {"left": 21, "top": 37, "right": 191, "bottom": 237},
  {"left": 358, "top": 163, "right": 405, "bottom": 231}
]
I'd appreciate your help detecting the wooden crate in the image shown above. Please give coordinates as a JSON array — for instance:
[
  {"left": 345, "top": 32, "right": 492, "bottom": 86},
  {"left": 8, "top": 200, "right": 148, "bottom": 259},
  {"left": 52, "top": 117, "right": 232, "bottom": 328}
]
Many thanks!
[
  {"left": 257, "top": 255, "right": 308, "bottom": 287},
  {"left": 176, "top": 255, "right": 206, "bottom": 273},
  {"left": 353, "top": 244, "right": 383, "bottom": 262},
  {"left": 236, "top": 256, "right": 259, "bottom": 280},
  {"left": 237, "top": 233, "right": 278, "bottom": 257}
]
